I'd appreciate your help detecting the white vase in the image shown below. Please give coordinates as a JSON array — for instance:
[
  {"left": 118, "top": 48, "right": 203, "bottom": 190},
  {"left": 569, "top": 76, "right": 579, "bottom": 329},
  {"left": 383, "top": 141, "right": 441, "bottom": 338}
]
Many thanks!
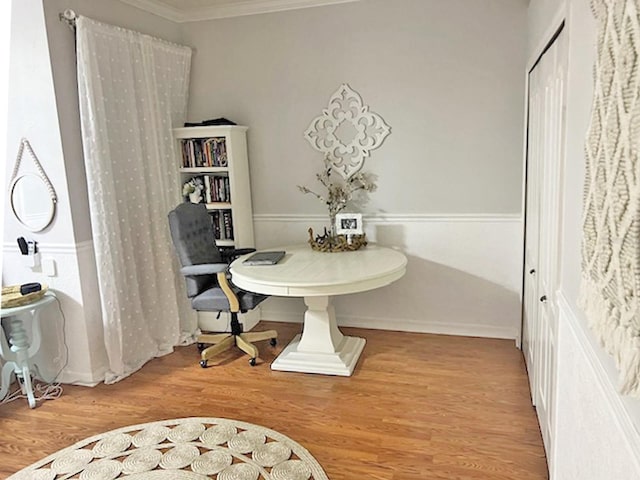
[{"left": 189, "top": 191, "right": 203, "bottom": 204}]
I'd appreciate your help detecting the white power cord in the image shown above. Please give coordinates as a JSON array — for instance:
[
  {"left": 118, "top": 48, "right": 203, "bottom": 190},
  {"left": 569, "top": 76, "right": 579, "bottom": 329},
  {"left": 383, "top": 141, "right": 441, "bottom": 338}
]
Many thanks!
[{"left": 1, "top": 377, "right": 63, "bottom": 404}]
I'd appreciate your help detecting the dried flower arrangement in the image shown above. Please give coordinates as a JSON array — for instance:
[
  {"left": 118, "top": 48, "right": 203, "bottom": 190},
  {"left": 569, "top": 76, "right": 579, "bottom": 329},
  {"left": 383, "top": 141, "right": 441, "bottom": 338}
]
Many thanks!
[
  {"left": 298, "top": 155, "right": 376, "bottom": 251},
  {"left": 182, "top": 178, "right": 204, "bottom": 203}
]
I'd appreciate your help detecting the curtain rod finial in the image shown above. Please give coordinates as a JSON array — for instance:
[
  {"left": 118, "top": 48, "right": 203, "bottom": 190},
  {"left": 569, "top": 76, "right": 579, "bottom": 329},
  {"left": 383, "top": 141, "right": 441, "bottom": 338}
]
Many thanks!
[
  {"left": 62, "top": 9, "right": 76, "bottom": 20},
  {"left": 59, "top": 9, "right": 77, "bottom": 29}
]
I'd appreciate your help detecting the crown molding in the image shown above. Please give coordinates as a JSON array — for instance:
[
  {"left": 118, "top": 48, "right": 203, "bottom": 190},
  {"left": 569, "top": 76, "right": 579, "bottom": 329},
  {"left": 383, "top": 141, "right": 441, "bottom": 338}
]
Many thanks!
[
  {"left": 119, "top": 0, "right": 360, "bottom": 23},
  {"left": 119, "top": 0, "right": 186, "bottom": 22}
]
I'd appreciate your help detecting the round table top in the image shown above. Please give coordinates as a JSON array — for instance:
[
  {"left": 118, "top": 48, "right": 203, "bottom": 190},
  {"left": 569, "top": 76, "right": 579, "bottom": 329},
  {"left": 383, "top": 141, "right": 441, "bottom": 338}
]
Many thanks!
[
  {"left": 0, "top": 291, "right": 56, "bottom": 317},
  {"left": 230, "top": 244, "right": 407, "bottom": 297}
]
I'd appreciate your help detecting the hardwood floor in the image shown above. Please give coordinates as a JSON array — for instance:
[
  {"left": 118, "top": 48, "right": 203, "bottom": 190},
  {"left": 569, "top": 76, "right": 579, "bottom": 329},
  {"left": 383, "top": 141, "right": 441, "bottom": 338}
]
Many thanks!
[{"left": 0, "top": 322, "right": 548, "bottom": 479}]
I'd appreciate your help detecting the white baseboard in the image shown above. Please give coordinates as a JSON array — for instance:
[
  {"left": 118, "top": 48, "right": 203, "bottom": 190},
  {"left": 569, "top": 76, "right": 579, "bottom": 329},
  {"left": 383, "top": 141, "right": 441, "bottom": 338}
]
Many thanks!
[
  {"left": 261, "top": 310, "right": 517, "bottom": 339},
  {"left": 55, "top": 367, "right": 105, "bottom": 387}
]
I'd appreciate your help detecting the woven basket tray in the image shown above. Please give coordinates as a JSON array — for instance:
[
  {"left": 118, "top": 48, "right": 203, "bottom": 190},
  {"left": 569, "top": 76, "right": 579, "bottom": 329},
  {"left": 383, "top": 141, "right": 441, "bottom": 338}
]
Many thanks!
[
  {"left": 1, "top": 284, "right": 48, "bottom": 309},
  {"left": 307, "top": 228, "right": 367, "bottom": 252}
]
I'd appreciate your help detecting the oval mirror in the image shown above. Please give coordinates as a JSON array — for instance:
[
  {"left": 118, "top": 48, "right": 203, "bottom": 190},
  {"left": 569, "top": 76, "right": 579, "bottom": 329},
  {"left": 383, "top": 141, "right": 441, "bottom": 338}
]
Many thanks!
[{"left": 10, "top": 174, "right": 56, "bottom": 232}]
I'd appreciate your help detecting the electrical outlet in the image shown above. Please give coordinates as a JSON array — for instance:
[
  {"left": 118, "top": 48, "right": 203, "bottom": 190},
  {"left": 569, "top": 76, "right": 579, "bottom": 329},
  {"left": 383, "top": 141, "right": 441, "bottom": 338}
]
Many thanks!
[{"left": 42, "top": 258, "right": 57, "bottom": 277}]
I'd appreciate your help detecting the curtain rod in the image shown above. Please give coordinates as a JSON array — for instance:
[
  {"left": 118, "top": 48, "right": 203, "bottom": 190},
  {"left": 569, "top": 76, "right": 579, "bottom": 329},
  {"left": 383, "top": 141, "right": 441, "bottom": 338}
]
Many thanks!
[
  {"left": 59, "top": 9, "right": 77, "bottom": 30},
  {"left": 57, "top": 9, "right": 196, "bottom": 53}
]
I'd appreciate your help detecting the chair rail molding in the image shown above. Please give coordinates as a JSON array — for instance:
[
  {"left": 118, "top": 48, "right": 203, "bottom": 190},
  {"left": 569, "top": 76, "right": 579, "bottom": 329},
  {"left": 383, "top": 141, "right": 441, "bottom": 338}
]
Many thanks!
[
  {"left": 253, "top": 213, "right": 522, "bottom": 223},
  {"left": 118, "top": 0, "right": 360, "bottom": 23},
  {"left": 2, "top": 238, "right": 108, "bottom": 386},
  {"left": 3, "top": 239, "right": 94, "bottom": 254}
]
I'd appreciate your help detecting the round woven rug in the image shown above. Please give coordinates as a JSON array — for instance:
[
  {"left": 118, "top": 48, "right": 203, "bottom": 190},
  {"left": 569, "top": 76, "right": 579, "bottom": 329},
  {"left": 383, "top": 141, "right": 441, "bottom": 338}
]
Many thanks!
[{"left": 9, "top": 417, "right": 329, "bottom": 480}]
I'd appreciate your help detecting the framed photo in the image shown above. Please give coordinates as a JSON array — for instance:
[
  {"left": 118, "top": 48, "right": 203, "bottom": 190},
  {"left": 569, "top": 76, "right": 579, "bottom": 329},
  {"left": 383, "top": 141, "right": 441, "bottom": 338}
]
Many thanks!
[{"left": 335, "top": 213, "right": 363, "bottom": 235}]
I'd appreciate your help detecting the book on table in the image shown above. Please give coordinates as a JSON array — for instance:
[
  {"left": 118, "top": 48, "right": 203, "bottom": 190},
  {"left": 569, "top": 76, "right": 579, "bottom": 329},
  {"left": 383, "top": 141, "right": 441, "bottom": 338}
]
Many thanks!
[{"left": 243, "top": 251, "right": 286, "bottom": 265}]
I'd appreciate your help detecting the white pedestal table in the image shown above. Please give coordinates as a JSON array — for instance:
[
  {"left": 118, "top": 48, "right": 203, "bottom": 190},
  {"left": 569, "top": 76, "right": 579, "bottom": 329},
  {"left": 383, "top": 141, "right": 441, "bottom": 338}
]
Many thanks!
[
  {"left": 230, "top": 244, "right": 407, "bottom": 376},
  {"left": 0, "top": 291, "right": 56, "bottom": 408}
]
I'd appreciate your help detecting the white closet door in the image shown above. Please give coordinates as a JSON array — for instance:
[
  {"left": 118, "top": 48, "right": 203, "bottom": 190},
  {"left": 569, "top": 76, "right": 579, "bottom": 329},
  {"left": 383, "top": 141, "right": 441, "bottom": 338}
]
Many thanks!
[
  {"left": 523, "top": 60, "right": 542, "bottom": 400},
  {"left": 522, "top": 25, "right": 567, "bottom": 460}
]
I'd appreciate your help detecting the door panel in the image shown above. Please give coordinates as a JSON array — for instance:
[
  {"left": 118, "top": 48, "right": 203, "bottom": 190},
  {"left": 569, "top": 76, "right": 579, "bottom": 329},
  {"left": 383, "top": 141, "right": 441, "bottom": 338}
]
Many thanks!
[
  {"left": 522, "top": 25, "right": 567, "bottom": 460},
  {"left": 523, "top": 69, "right": 541, "bottom": 399}
]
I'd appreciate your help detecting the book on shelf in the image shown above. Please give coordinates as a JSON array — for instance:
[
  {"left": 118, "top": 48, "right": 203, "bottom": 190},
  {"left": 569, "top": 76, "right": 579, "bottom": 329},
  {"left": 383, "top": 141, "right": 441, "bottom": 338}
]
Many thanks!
[
  {"left": 226, "top": 211, "right": 233, "bottom": 240},
  {"left": 205, "top": 203, "right": 231, "bottom": 210},
  {"left": 179, "top": 137, "right": 228, "bottom": 168},
  {"left": 211, "top": 209, "right": 234, "bottom": 241},
  {"left": 215, "top": 176, "right": 231, "bottom": 202},
  {"left": 203, "top": 175, "right": 212, "bottom": 203}
]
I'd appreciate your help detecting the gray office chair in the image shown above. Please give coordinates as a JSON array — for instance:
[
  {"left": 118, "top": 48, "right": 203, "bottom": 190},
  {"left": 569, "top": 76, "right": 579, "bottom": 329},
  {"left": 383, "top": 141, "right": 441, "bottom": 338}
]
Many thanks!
[{"left": 168, "top": 203, "right": 277, "bottom": 367}]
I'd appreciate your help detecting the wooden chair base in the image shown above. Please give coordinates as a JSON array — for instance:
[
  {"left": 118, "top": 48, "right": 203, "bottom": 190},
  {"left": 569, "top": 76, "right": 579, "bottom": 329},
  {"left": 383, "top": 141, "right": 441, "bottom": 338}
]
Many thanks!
[{"left": 198, "top": 329, "right": 278, "bottom": 367}]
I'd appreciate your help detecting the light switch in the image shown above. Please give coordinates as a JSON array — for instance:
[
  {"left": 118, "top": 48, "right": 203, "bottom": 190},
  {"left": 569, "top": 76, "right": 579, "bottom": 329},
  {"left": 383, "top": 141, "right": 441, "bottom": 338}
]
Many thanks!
[{"left": 42, "top": 257, "right": 57, "bottom": 277}]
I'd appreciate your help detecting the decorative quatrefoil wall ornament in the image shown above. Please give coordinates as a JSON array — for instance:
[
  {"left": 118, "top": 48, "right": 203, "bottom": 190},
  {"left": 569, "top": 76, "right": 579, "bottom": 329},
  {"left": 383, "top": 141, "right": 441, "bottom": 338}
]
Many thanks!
[{"left": 304, "top": 84, "right": 391, "bottom": 179}]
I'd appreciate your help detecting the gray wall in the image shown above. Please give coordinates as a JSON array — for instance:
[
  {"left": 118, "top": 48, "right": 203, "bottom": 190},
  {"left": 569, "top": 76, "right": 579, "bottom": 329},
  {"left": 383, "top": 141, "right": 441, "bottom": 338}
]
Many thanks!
[
  {"left": 527, "top": 0, "right": 564, "bottom": 58},
  {"left": 182, "top": 0, "right": 528, "bottom": 216}
]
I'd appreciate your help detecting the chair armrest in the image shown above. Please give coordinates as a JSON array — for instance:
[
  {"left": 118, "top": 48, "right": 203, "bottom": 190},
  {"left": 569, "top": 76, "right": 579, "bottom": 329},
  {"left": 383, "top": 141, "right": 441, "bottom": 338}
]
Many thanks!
[
  {"left": 221, "top": 248, "right": 256, "bottom": 262},
  {"left": 180, "top": 263, "right": 228, "bottom": 276}
]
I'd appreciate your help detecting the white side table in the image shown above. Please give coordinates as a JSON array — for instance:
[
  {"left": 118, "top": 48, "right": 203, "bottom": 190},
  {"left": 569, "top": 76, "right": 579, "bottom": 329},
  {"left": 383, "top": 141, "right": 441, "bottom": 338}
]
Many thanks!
[{"left": 0, "top": 291, "right": 56, "bottom": 408}]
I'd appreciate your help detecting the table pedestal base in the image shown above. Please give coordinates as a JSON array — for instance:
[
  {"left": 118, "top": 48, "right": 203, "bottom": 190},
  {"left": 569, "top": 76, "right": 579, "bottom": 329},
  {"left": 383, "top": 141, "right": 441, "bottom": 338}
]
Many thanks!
[
  {"left": 270, "top": 295, "right": 366, "bottom": 376},
  {"left": 1, "top": 298, "right": 51, "bottom": 409},
  {"left": 271, "top": 334, "right": 365, "bottom": 376}
]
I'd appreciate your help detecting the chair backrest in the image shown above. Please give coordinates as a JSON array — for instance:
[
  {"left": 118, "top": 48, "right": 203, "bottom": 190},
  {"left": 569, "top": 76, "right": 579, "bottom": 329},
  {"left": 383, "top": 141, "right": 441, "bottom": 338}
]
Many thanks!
[{"left": 168, "top": 203, "right": 223, "bottom": 297}]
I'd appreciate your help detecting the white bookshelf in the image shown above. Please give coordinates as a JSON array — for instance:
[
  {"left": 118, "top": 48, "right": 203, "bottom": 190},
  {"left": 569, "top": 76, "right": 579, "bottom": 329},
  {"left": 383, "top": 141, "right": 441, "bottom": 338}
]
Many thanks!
[
  {"left": 174, "top": 125, "right": 256, "bottom": 250},
  {"left": 174, "top": 125, "right": 260, "bottom": 331}
]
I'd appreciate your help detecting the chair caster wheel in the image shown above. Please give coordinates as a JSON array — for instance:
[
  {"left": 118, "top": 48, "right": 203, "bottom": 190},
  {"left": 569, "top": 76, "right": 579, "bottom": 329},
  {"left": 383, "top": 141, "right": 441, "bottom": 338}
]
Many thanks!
[
  {"left": 200, "top": 360, "right": 208, "bottom": 368},
  {"left": 249, "top": 358, "right": 256, "bottom": 366},
  {"left": 197, "top": 343, "right": 206, "bottom": 352},
  {"left": 270, "top": 338, "right": 277, "bottom": 347}
]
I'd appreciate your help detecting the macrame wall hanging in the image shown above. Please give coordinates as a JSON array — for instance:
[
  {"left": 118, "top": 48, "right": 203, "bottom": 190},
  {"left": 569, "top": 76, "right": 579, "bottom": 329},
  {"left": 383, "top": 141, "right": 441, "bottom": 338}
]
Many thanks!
[{"left": 580, "top": 0, "right": 640, "bottom": 396}]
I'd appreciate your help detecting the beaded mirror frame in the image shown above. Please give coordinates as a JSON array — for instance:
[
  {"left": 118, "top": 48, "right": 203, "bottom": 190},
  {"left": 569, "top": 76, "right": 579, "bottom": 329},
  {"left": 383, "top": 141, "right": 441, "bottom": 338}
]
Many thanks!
[{"left": 8, "top": 138, "right": 57, "bottom": 232}]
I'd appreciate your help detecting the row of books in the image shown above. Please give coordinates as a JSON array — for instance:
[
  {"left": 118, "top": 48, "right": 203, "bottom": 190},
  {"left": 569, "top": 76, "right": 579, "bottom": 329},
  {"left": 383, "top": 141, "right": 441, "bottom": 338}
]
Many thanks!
[
  {"left": 193, "top": 175, "right": 231, "bottom": 203},
  {"left": 211, "top": 210, "right": 234, "bottom": 241},
  {"left": 180, "top": 137, "right": 228, "bottom": 168}
]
